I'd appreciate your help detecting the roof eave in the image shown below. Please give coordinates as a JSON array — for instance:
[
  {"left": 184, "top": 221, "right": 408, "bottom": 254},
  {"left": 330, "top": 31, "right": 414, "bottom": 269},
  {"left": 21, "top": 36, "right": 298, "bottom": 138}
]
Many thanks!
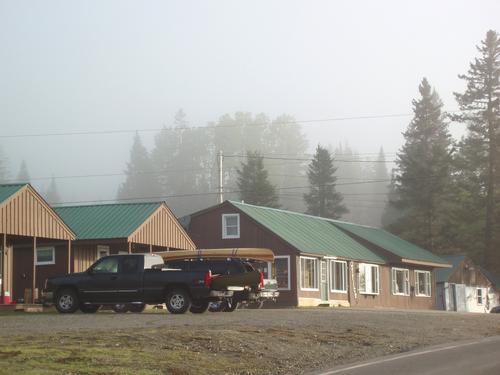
[{"left": 401, "top": 258, "right": 452, "bottom": 268}]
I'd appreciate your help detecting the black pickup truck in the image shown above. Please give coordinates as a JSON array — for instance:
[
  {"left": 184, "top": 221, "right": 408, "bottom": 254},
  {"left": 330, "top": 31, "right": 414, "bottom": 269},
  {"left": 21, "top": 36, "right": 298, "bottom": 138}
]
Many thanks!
[{"left": 42, "top": 254, "right": 233, "bottom": 314}]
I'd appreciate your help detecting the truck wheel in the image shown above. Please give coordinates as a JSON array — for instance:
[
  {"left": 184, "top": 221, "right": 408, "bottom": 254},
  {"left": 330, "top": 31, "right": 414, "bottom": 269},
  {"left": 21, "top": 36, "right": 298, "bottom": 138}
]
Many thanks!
[
  {"left": 112, "top": 304, "right": 129, "bottom": 313},
  {"left": 189, "top": 300, "right": 209, "bottom": 314},
  {"left": 222, "top": 298, "right": 238, "bottom": 312},
  {"left": 165, "top": 289, "right": 191, "bottom": 314},
  {"left": 129, "top": 304, "right": 146, "bottom": 313},
  {"left": 55, "top": 288, "right": 79, "bottom": 313},
  {"left": 80, "top": 304, "right": 100, "bottom": 313}
]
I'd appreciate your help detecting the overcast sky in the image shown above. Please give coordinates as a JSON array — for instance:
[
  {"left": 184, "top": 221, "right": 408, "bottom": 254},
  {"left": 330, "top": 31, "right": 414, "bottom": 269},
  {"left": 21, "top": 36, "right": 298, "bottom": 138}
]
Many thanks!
[{"left": 1, "top": 0, "right": 498, "bottom": 206}]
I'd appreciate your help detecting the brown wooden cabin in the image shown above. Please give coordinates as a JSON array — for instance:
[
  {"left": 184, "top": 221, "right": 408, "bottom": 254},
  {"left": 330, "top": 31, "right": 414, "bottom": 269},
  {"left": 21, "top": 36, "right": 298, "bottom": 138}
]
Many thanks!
[
  {"left": 54, "top": 201, "right": 196, "bottom": 273},
  {"left": 182, "top": 201, "right": 450, "bottom": 309},
  {"left": 0, "top": 184, "right": 75, "bottom": 303}
]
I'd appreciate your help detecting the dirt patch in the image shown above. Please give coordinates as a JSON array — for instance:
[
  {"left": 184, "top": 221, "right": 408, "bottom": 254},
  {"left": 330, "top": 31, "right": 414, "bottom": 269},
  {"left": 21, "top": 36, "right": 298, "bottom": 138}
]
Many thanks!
[{"left": 0, "top": 308, "right": 499, "bottom": 374}]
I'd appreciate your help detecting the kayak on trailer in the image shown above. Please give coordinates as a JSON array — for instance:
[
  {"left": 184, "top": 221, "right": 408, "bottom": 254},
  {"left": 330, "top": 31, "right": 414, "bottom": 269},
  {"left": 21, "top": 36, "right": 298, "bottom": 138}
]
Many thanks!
[{"left": 155, "top": 248, "right": 275, "bottom": 263}]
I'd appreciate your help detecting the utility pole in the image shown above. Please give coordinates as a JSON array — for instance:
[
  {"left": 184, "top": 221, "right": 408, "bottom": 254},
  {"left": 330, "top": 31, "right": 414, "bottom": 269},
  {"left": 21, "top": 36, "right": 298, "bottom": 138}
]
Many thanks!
[{"left": 217, "top": 150, "right": 224, "bottom": 203}]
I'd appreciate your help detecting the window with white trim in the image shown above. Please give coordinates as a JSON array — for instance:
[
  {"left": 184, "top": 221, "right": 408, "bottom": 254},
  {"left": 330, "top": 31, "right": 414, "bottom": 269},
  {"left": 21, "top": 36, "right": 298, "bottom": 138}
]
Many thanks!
[
  {"left": 97, "top": 245, "right": 110, "bottom": 258},
  {"left": 359, "top": 263, "right": 379, "bottom": 294},
  {"left": 273, "top": 256, "right": 291, "bottom": 290},
  {"left": 415, "top": 270, "right": 431, "bottom": 297},
  {"left": 300, "top": 257, "right": 318, "bottom": 290},
  {"left": 222, "top": 214, "right": 240, "bottom": 239},
  {"left": 36, "top": 247, "right": 55, "bottom": 265},
  {"left": 330, "top": 260, "right": 347, "bottom": 292},
  {"left": 477, "top": 288, "right": 484, "bottom": 305},
  {"left": 391, "top": 267, "right": 410, "bottom": 295}
]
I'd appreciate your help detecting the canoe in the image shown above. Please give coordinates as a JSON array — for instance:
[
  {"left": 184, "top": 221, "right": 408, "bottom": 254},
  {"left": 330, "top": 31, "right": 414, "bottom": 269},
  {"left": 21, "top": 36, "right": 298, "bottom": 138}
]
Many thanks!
[{"left": 155, "top": 248, "right": 275, "bottom": 263}]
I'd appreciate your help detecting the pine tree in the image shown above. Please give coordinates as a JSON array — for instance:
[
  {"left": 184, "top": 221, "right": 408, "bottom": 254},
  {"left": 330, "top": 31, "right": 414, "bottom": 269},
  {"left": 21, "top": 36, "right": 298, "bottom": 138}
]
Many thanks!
[
  {"left": 304, "top": 145, "right": 347, "bottom": 219},
  {"left": 117, "top": 133, "right": 159, "bottom": 200},
  {"left": 453, "top": 30, "right": 500, "bottom": 272},
  {"left": 16, "top": 160, "right": 30, "bottom": 183},
  {"left": 236, "top": 151, "right": 280, "bottom": 208},
  {"left": 45, "top": 177, "right": 61, "bottom": 204},
  {"left": 388, "top": 78, "right": 454, "bottom": 251}
]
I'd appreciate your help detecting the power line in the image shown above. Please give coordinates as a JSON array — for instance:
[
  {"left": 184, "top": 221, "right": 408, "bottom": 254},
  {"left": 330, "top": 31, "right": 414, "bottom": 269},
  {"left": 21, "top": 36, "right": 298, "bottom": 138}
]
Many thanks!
[{"left": 225, "top": 154, "right": 397, "bottom": 163}]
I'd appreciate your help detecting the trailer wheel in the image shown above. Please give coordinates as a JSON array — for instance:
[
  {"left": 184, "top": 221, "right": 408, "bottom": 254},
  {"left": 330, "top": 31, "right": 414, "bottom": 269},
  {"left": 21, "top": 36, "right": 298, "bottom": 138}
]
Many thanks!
[
  {"left": 165, "top": 289, "right": 191, "bottom": 314},
  {"left": 55, "top": 288, "right": 79, "bottom": 314},
  {"left": 189, "top": 300, "right": 209, "bottom": 314}
]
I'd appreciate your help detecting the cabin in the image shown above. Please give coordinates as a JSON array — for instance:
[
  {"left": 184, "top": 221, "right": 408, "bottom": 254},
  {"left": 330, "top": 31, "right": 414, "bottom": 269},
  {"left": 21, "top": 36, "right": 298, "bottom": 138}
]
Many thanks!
[
  {"left": 182, "top": 201, "right": 451, "bottom": 309},
  {"left": 436, "top": 254, "right": 500, "bottom": 313},
  {"left": 0, "top": 184, "right": 75, "bottom": 303},
  {"left": 54, "top": 202, "right": 196, "bottom": 272}
]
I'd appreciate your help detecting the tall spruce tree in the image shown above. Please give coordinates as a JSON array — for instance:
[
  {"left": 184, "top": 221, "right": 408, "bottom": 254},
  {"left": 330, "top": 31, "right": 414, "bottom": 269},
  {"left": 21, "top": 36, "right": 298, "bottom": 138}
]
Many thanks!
[
  {"left": 117, "top": 133, "right": 159, "bottom": 200},
  {"left": 388, "top": 78, "right": 454, "bottom": 251},
  {"left": 16, "top": 160, "right": 30, "bottom": 182},
  {"left": 45, "top": 177, "right": 61, "bottom": 204},
  {"left": 304, "top": 145, "right": 347, "bottom": 219},
  {"left": 453, "top": 30, "right": 500, "bottom": 272},
  {"left": 236, "top": 151, "right": 280, "bottom": 208}
]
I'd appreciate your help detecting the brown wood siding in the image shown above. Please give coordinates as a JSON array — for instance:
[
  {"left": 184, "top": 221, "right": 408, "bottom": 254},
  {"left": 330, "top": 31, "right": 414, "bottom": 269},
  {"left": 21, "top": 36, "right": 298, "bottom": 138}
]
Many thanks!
[
  {"left": 128, "top": 204, "right": 195, "bottom": 250},
  {"left": 187, "top": 203, "right": 299, "bottom": 306},
  {"left": 447, "top": 258, "right": 491, "bottom": 287},
  {"left": 0, "top": 186, "right": 74, "bottom": 240}
]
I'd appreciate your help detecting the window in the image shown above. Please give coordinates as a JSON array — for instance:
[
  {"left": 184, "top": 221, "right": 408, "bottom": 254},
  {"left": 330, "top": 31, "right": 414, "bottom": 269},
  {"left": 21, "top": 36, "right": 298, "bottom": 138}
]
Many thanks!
[
  {"left": 359, "top": 264, "right": 379, "bottom": 294},
  {"left": 36, "top": 247, "right": 55, "bottom": 265},
  {"left": 300, "top": 257, "right": 318, "bottom": 290},
  {"left": 222, "top": 214, "right": 240, "bottom": 239},
  {"left": 415, "top": 270, "right": 431, "bottom": 297},
  {"left": 330, "top": 260, "right": 347, "bottom": 293},
  {"left": 391, "top": 268, "right": 410, "bottom": 295},
  {"left": 477, "top": 288, "right": 484, "bottom": 305},
  {"left": 97, "top": 245, "right": 110, "bottom": 258},
  {"left": 120, "top": 256, "right": 140, "bottom": 274},
  {"left": 273, "top": 256, "right": 290, "bottom": 290},
  {"left": 92, "top": 257, "right": 119, "bottom": 274}
]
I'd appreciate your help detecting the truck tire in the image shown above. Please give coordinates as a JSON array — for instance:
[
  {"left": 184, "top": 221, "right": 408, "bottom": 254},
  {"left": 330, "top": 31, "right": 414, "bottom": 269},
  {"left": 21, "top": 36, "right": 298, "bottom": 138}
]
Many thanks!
[
  {"left": 55, "top": 288, "right": 79, "bottom": 314},
  {"left": 112, "top": 304, "right": 129, "bottom": 313},
  {"left": 189, "top": 300, "right": 209, "bottom": 314},
  {"left": 165, "top": 289, "right": 191, "bottom": 314},
  {"left": 129, "top": 304, "right": 146, "bottom": 313},
  {"left": 80, "top": 304, "right": 100, "bottom": 313}
]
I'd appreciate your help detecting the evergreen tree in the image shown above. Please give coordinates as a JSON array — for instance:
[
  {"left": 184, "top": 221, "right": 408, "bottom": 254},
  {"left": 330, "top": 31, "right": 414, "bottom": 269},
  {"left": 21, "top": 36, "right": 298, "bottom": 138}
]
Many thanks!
[
  {"left": 16, "top": 160, "right": 30, "bottom": 183},
  {"left": 236, "top": 151, "right": 280, "bottom": 208},
  {"left": 388, "top": 78, "right": 454, "bottom": 251},
  {"left": 117, "top": 133, "right": 159, "bottom": 200},
  {"left": 45, "top": 177, "right": 61, "bottom": 204},
  {"left": 304, "top": 145, "right": 347, "bottom": 219},
  {"left": 453, "top": 30, "right": 500, "bottom": 272}
]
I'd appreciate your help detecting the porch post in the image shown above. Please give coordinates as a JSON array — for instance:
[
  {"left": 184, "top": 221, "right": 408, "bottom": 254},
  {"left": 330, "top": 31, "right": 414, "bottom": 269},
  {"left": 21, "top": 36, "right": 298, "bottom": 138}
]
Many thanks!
[
  {"left": 1, "top": 234, "right": 5, "bottom": 302},
  {"left": 32, "top": 236, "right": 37, "bottom": 299},
  {"left": 128, "top": 242, "right": 131, "bottom": 254},
  {"left": 67, "top": 240, "right": 72, "bottom": 274},
  {"left": 149, "top": 244, "right": 152, "bottom": 254}
]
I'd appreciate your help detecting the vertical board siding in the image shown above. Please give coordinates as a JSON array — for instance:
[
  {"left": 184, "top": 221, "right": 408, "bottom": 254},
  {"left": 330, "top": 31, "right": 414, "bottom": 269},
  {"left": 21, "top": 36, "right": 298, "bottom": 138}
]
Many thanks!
[
  {"left": 73, "top": 245, "right": 97, "bottom": 273},
  {"left": 128, "top": 206, "right": 195, "bottom": 250},
  {"left": 0, "top": 186, "right": 74, "bottom": 240}
]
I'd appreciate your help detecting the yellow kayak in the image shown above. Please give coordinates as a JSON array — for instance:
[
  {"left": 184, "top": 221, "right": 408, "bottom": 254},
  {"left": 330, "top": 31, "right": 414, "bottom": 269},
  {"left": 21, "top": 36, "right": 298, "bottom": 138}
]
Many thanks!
[{"left": 155, "top": 248, "right": 275, "bottom": 263}]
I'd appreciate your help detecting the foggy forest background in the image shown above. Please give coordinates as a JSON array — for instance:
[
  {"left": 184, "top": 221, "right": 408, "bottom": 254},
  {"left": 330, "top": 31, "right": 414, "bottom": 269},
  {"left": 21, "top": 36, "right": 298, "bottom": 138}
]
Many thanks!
[{"left": 1, "top": 30, "right": 499, "bottom": 276}]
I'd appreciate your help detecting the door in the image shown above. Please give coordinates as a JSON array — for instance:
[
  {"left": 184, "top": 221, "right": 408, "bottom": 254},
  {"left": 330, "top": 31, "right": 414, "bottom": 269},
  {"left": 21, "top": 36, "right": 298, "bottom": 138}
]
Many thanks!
[
  {"left": 116, "top": 256, "right": 143, "bottom": 302},
  {"left": 79, "top": 256, "right": 121, "bottom": 303},
  {"left": 320, "top": 260, "right": 328, "bottom": 301}
]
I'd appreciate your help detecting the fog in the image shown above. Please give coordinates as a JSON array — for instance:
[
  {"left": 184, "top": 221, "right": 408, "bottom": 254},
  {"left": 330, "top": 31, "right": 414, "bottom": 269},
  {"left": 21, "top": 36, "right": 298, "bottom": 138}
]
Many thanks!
[{"left": 1, "top": 0, "right": 498, "bottom": 217}]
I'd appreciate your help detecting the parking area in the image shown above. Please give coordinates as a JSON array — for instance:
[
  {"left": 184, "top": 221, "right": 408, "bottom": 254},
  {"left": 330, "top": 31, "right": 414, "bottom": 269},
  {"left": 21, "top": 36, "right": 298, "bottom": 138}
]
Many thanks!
[{"left": 0, "top": 307, "right": 499, "bottom": 374}]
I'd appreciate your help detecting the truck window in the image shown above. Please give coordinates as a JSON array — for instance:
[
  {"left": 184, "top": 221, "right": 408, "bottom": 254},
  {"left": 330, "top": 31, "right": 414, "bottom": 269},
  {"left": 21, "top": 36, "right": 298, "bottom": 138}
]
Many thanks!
[
  {"left": 92, "top": 257, "right": 119, "bottom": 274},
  {"left": 120, "top": 256, "right": 141, "bottom": 274}
]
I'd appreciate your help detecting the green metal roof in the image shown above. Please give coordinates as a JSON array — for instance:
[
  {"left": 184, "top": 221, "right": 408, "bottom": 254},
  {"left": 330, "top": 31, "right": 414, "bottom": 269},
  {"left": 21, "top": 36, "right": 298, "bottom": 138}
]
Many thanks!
[
  {"left": 331, "top": 221, "right": 448, "bottom": 265},
  {"left": 0, "top": 184, "right": 26, "bottom": 204},
  {"left": 229, "top": 201, "right": 385, "bottom": 263},
  {"left": 54, "top": 202, "right": 162, "bottom": 240},
  {"left": 435, "top": 254, "right": 466, "bottom": 283}
]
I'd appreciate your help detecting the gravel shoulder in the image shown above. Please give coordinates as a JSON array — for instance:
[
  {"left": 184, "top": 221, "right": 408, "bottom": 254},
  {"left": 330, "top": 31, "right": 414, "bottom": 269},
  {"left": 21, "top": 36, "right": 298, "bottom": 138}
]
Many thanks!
[{"left": 0, "top": 307, "right": 499, "bottom": 375}]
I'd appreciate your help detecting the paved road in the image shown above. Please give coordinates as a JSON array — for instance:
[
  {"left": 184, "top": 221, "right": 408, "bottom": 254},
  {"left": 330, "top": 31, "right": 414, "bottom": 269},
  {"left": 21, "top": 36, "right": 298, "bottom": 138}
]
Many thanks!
[{"left": 310, "top": 335, "right": 500, "bottom": 375}]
